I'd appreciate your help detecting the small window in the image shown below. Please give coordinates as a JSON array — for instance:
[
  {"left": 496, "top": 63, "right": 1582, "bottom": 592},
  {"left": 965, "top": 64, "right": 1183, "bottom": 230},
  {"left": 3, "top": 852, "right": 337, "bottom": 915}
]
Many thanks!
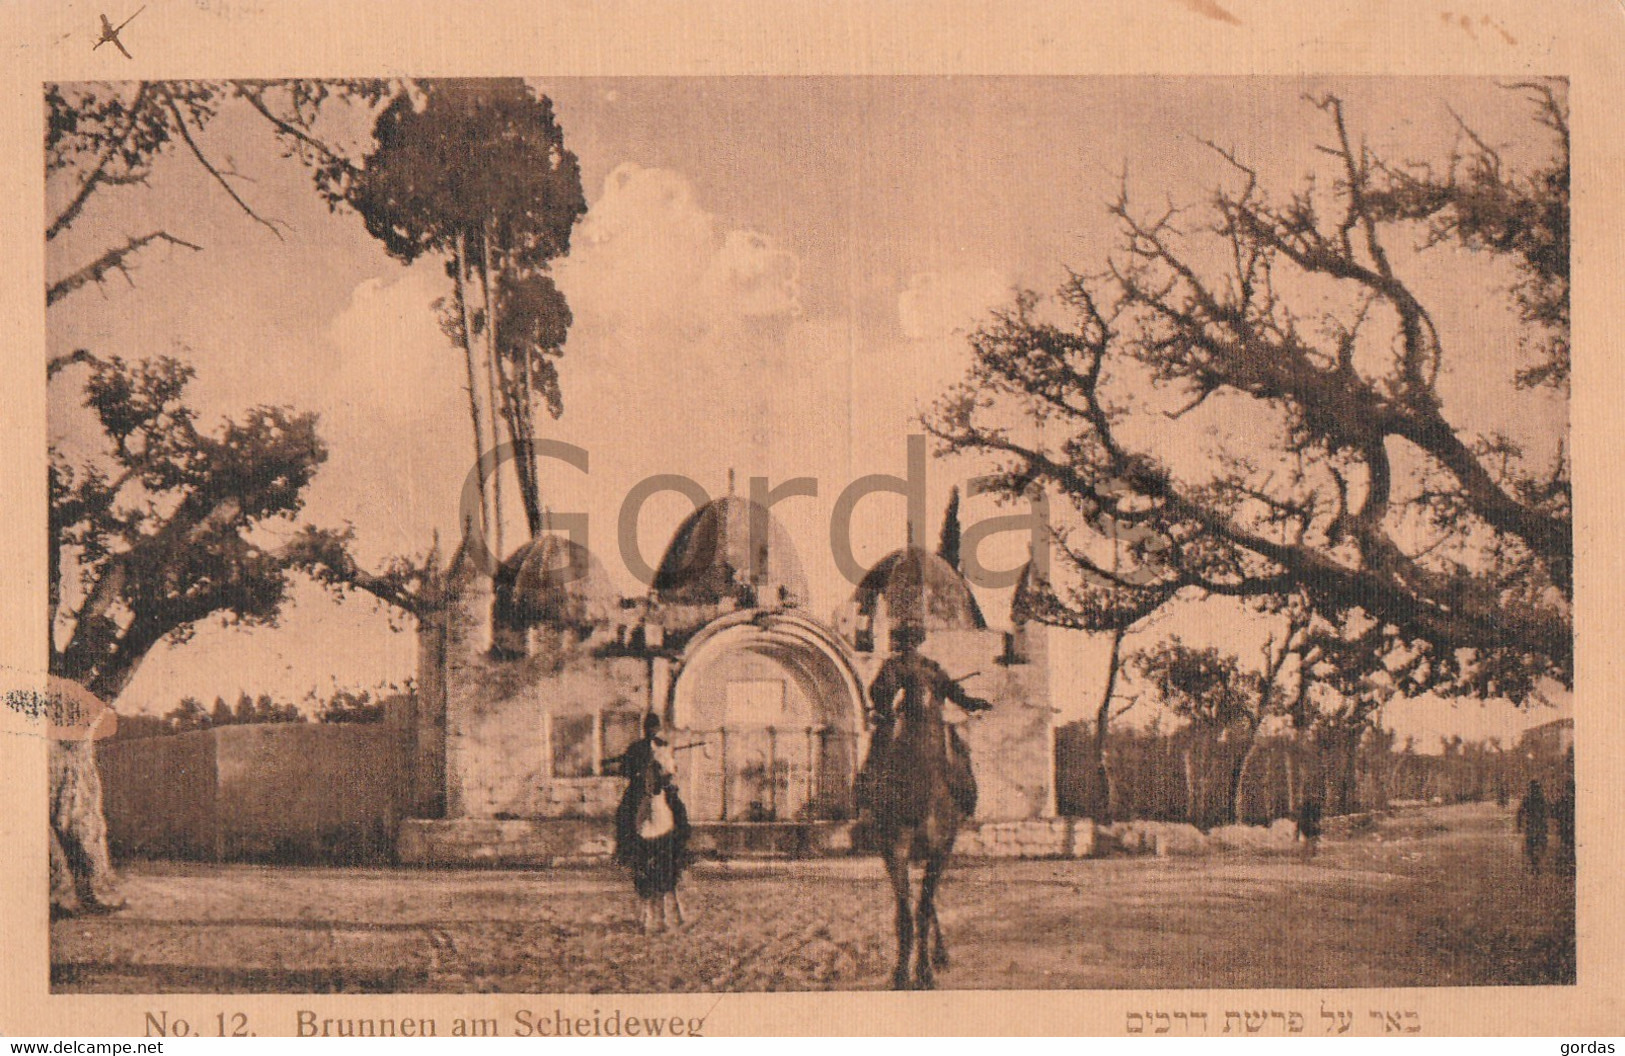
[
  {"left": 550, "top": 709, "right": 648, "bottom": 779},
  {"left": 550, "top": 714, "right": 596, "bottom": 778}
]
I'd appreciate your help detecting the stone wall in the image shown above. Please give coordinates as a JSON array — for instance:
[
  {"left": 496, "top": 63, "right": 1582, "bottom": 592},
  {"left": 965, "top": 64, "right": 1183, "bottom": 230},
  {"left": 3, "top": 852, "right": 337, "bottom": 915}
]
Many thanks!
[
  {"left": 99, "top": 730, "right": 219, "bottom": 860},
  {"left": 398, "top": 817, "right": 613, "bottom": 867},
  {"left": 214, "top": 723, "right": 403, "bottom": 863},
  {"left": 444, "top": 637, "right": 650, "bottom": 819},
  {"left": 438, "top": 556, "right": 654, "bottom": 820},
  {"left": 399, "top": 817, "right": 1093, "bottom": 865},
  {"left": 534, "top": 778, "right": 625, "bottom": 818},
  {"left": 98, "top": 723, "right": 404, "bottom": 864},
  {"left": 409, "top": 606, "right": 449, "bottom": 818},
  {"left": 1095, "top": 817, "right": 1301, "bottom": 856},
  {"left": 955, "top": 818, "right": 1094, "bottom": 859},
  {"left": 427, "top": 539, "right": 1057, "bottom": 833}
]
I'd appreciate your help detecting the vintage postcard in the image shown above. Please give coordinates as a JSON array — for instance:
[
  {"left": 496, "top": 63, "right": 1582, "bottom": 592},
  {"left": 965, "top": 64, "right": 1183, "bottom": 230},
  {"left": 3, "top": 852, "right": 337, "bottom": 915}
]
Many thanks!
[{"left": 1, "top": 0, "right": 1621, "bottom": 1039}]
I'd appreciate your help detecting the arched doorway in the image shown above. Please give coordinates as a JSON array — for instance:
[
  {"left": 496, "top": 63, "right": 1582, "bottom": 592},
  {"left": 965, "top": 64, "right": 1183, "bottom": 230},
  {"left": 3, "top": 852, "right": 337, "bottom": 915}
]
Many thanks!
[{"left": 669, "top": 611, "right": 866, "bottom": 823}]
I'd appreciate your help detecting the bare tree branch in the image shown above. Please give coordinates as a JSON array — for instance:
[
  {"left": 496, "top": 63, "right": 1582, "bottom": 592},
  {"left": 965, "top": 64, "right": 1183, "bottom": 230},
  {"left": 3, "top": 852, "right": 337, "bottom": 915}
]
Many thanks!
[
  {"left": 46, "top": 231, "right": 202, "bottom": 306},
  {"left": 161, "top": 92, "right": 286, "bottom": 239}
]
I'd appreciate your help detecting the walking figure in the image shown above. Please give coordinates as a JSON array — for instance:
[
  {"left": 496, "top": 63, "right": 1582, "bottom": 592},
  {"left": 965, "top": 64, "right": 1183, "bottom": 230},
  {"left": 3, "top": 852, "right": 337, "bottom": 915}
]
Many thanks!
[
  {"left": 1515, "top": 779, "right": 1548, "bottom": 874},
  {"left": 1297, "top": 796, "right": 1324, "bottom": 860},
  {"left": 1552, "top": 777, "right": 1575, "bottom": 875},
  {"left": 858, "top": 623, "right": 992, "bottom": 990}
]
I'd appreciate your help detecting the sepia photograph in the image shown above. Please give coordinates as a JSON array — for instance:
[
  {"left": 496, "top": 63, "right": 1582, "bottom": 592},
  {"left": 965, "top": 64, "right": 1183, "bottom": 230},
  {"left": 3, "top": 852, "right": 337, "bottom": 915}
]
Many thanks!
[{"left": 38, "top": 70, "right": 1577, "bottom": 1007}]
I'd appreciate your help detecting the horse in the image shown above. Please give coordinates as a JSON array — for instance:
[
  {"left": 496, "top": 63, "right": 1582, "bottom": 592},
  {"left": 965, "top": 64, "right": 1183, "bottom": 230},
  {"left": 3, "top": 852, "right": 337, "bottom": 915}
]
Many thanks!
[
  {"left": 865, "top": 655, "right": 987, "bottom": 990},
  {"left": 614, "top": 739, "right": 692, "bottom": 932}
]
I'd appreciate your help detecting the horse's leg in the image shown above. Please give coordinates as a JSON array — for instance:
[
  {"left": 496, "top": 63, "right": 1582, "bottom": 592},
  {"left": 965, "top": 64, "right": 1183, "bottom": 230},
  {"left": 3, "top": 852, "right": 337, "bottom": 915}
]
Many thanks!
[
  {"left": 884, "top": 835, "right": 914, "bottom": 991},
  {"left": 914, "top": 850, "right": 948, "bottom": 989}
]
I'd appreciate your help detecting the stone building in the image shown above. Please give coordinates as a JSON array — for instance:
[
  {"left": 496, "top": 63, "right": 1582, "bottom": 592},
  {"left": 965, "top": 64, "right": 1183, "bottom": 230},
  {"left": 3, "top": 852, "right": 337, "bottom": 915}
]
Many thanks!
[{"left": 398, "top": 494, "right": 1055, "bottom": 864}]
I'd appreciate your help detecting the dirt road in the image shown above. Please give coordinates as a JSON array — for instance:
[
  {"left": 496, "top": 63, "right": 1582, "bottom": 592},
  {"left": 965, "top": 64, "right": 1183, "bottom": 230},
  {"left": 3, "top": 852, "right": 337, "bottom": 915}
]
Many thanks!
[{"left": 51, "top": 802, "right": 1573, "bottom": 992}]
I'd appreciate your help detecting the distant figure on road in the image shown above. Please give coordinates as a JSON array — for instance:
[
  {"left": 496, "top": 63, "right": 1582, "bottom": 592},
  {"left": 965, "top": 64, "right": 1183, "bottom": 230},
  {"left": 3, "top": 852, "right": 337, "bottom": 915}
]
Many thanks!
[
  {"left": 1551, "top": 777, "right": 1575, "bottom": 875},
  {"left": 1297, "top": 797, "right": 1323, "bottom": 860},
  {"left": 1515, "top": 779, "right": 1548, "bottom": 874}
]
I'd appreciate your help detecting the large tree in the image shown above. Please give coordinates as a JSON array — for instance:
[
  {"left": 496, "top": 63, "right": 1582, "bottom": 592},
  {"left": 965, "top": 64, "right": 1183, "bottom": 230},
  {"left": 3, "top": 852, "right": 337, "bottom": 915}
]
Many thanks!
[
  {"left": 334, "top": 79, "right": 587, "bottom": 556},
  {"left": 45, "top": 80, "right": 414, "bottom": 700},
  {"left": 1133, "top": 621, "right": 1301, "bottom": 826},
  {"left": 44, "top": 80, "right": 473, "bottom": 695},
  {"left": 928, "top": 85, "right": 1570, "bottom": 704},
  {"left": 43, "top": 79, "right": 413, "bottom": 913},
  {"left": 49, "top": 355, "right": 331, "bottom": 701}
]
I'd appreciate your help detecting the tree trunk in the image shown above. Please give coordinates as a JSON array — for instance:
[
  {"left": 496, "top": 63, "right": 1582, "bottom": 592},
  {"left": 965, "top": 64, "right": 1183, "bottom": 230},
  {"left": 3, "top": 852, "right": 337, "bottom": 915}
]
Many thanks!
[
  {"left": 452, "top": 233, "right": 492, "bottom": 547},
  {"left": 49, "top": 736, "right": 121, "bottom": 913},
  {"left": 1183, "top": 746, "right": 1200, "bottom": 827},
  {"left": 516, "top": 347, "right": 541, "bottom": 537},
  {"left": 478, "top": 225, "right": 506, "bottom": 559},
  {"left": 1322, "top": 727, "right": 1362, "bottom": 816},
  {"left": 85, "top": 619, "right": 164, "bottom": 703},
  {"left": 1231, "top": 724, "right": 1261, "bottom": 824},
  {"left": 1091, "top": 627, "right": 1125, "bottom": 821},
  {"left": 1340, "top": 728, "right": 1363, "bottom": 814},
  {"left": 1285, "top": 749, "right": 1298, "bottom": 816}
]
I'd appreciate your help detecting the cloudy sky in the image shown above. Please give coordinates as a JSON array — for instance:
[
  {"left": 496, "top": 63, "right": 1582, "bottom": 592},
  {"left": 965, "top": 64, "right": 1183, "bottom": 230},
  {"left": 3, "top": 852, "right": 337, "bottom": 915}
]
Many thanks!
[{"left": 47, "top": 77, "right": 1569, "bottom": 744}]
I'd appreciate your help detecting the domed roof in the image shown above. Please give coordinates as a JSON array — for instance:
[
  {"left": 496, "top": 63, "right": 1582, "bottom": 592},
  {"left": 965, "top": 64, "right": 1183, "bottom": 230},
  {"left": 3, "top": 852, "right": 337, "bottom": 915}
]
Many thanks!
[
  {"left": 853, "top": 546, "right": 985, "bottom": 631},
  {"left": 493, "top": 534, "right": 618, "bottom": 629},
  {"left": 653, "top": 495, "right": 808, "bottom": 608}
]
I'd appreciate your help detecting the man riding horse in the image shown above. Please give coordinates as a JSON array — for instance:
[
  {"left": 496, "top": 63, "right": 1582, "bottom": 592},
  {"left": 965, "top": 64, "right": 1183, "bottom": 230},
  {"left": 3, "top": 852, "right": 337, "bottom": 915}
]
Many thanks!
[
  {"left": 857, "top": 621, "right": 993, "bottom": 990},
  {"left": 856, "top": 622, "right": 992, "bottom": 822}
]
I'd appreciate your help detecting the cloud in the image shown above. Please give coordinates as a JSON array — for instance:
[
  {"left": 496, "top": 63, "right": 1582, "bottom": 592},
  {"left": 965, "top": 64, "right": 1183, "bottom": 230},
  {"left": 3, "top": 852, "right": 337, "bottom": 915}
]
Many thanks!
[
  {"left": 305, "top": 263, "right": 472, "bottom": 567},
  {"left": 898, "top": 267, "right": 1012, "bottom": 342},
  {"left": 558, "top": 163, "right": 802, "bottom": 346},
  {"left": 324, "top": 266, "right": 464, "bottom": 420},
  {"left": 300, "top": 165, "right": 1006, "bottom": 615},
  {"left": 700, "top": 230, "right": 802, "bottom": 319}
]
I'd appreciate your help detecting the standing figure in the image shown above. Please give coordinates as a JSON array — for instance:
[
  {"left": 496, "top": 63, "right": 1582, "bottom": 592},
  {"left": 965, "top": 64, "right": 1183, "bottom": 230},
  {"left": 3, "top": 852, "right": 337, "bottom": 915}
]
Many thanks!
[
  {"left": 1515, "top": 779, "right": 1549, "bottom": 874},
  {"left": 859, "top": 623, "right": 992, "bottom": 990},
  {"left": 1296, "top": 796, "right": 1324, "bottom": 860},
  {"left": 1552, "top": 777, "right": 1576, "bottom": 875}
]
